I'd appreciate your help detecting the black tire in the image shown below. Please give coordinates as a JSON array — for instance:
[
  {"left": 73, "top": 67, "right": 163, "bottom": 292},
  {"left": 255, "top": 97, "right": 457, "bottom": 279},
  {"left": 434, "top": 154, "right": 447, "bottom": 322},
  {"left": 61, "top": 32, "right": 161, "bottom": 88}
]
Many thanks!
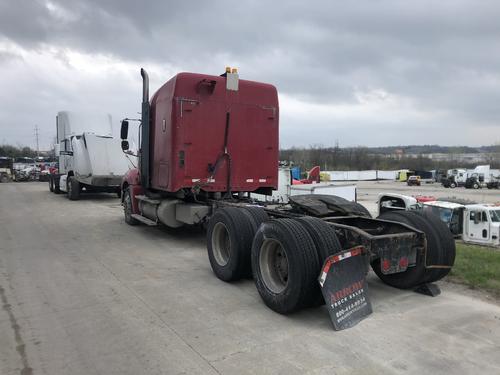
[
  {"left": 473, "top": 182, "right": 479, "bottom": 189},
  {"left": 123, "top": 187, "right": 139, "bottom": 226},
  {"left": 49, "top": 176, "right": 54, "bottom": 192},
  {"left": 401, "top": 211, "right": 446, "bottom": 284},
  {"left": 242, "top": 206, "right": 269, "bottom": 228},
  {"left": 295, "top": 216, "right": 342, "bottom": 306},
  {"left": 450, "top": 182, "right": 456, "bottom": 188},
  {"left": 53, "top": 179, "right": 61, "bottom": 194},
  {"left": 420, "top": 211, "right": 456, "bottom": 281},
  {"left": 67, "top": 176, "right": 80, "bottom": 200},
  {"left": 289, "top": 195, "right": 371, "bottom": 218},
  {"left": 372, "top": 211, "right": 443, "bottom": 289},
  {"left": 207, "top": 207, "right": 255, "bottom": 282},
  {"left": 351, "top": 202, "right": 372, "bottom": 218},
  {"left": 295, "top": 217, "right": 342, "bottom": 265},
  {"left": 251, "top": 219, "right": 319, "bottom": 314},
  {"left": 238, "top": 207, "right": 269, "bottom": 277}
]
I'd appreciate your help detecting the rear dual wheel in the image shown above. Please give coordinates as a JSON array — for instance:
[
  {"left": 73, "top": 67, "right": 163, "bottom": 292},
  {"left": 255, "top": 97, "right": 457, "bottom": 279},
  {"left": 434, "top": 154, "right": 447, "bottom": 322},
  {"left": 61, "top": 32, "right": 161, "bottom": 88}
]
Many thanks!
[
  {"left": 206, "top": 209, "right": 343, "bottom": 314},
  {"left": 206, "top": 207, "right": 268, "bottom": 281},
  {"left": 295, "top": 216, "right": 342, "bottom": 306},
  {"left": 251, "top": 219, "right": 319, "bottom": 314},
  {"left": 252, "top": 217, "right": 342, "bottom": 313}
]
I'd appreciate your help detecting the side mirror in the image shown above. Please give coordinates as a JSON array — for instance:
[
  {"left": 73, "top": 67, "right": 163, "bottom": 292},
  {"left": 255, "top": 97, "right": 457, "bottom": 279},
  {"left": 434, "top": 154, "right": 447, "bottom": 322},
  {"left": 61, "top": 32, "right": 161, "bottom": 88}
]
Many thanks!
[
  {"left": 120, "top": 120, "right": 129, "bottom": 139},
  {"left": 121, "top": 140, "right": 129, "bottom": 151}
]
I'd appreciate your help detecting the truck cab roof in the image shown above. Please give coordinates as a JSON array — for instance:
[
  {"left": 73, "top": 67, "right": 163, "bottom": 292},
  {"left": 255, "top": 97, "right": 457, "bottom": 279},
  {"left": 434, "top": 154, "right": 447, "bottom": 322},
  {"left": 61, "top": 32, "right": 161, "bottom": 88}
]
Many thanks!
[
  {"left": 465, "top": 203, "right": 500, "bottom": 211},
  {"left": 423, "top": 201, "right": 465, "bottom": 210}
]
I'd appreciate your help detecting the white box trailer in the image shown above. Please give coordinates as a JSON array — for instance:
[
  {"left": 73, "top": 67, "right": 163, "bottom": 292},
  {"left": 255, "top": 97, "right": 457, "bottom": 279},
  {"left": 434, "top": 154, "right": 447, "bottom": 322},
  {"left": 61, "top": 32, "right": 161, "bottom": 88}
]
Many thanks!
[
  {"left": 49, "top": 111, "right": 131, "bottom": 200},
  {"left": 325, "top": 170, "right": 398, "bottom": 181},
  {"left": 290, "top": 183, "right": 357, "bottom": 201}
]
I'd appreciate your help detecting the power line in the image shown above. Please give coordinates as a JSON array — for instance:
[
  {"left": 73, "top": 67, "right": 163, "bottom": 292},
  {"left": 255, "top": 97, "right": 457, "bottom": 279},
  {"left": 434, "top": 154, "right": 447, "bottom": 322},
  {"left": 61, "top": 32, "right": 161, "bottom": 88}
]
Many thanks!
[{"left": 34, "top": 125, "right": 39, "bottom": 157}]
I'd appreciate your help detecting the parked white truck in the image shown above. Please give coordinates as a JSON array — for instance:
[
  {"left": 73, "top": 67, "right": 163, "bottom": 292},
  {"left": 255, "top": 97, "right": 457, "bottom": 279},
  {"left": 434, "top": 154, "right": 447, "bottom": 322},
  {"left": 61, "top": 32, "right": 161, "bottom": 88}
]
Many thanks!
[
  {"left": 49, "top": 111, "right": 130, "bottom": 200},
  {"left": 441, "top": 168, "right": 467, "bottom": 188},
  {"left": 378, "top": 193, "right": 500, "bottom": 246},
  {"left": 424, "top": 201, "right": 500, "bottom": 246},
  {"left": 0, "top": 157, "right": 14, "bottom": 182}
]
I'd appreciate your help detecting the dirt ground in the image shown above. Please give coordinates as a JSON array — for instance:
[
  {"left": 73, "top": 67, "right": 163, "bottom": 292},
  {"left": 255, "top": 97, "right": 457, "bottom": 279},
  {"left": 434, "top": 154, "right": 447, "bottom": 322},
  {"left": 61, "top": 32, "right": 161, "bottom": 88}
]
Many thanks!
[{"left": 1, "top": 182, "right": 499, "bottom": 375}]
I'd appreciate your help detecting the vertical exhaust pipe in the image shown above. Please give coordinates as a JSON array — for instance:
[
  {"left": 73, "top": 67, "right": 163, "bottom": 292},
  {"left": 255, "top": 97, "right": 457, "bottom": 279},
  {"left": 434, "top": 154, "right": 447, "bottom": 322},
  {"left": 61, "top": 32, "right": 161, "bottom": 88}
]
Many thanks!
[
  {"left": 140, "top": 68, "right": 151, "bottom": 189},
  {"left": 141, "top": 68, "right": 149, "bottom": 104}
]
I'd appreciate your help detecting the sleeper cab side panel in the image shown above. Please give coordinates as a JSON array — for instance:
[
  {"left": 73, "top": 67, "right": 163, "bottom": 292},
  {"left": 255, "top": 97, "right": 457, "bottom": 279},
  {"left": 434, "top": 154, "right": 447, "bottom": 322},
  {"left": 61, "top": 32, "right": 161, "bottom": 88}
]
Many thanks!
[{"left": 150, "top": 76, "right": 176, "bottom": 190}]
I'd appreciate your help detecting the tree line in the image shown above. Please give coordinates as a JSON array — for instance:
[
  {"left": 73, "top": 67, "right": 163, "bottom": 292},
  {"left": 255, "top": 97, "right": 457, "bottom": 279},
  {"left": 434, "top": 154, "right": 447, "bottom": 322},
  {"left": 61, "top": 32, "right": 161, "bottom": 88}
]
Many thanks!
[
  {"left": 2, "top": 143, "right": 499, "bottom": 170},
  {"left": 280, "top": 145, "right": 500, "bottom": 171},
  {"left": 0, "top": 144, "right": 39, "bottom": 158}
]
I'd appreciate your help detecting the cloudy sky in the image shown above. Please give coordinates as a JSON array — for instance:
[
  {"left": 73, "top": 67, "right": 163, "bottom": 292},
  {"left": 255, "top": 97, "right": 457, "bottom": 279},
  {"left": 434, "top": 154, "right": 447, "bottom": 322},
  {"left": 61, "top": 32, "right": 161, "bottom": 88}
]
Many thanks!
[{"left": 1, "top": 0, "right": 499, "bottom": 150}]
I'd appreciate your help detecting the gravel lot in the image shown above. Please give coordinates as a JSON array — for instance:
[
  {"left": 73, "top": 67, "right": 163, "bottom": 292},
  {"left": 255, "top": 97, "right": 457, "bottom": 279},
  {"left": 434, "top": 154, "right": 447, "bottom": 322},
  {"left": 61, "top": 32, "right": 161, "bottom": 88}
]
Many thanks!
[{"left": 1, "top": 182, "right": 499, "bottom": 375}]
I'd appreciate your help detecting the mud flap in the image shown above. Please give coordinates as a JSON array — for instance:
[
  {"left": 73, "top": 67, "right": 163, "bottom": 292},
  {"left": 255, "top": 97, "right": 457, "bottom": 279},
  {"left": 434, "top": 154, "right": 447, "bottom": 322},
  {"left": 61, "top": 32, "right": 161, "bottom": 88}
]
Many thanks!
[{"left": 318, "top": 246, "right": 373, "bottom": 330}]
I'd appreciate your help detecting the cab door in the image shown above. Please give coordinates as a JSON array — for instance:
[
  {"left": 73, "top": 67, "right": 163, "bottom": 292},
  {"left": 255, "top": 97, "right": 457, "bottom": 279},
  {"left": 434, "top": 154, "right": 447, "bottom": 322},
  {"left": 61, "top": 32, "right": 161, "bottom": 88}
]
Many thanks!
[{"left": 465, "top": 210, "right": 490, "bottom": 243}]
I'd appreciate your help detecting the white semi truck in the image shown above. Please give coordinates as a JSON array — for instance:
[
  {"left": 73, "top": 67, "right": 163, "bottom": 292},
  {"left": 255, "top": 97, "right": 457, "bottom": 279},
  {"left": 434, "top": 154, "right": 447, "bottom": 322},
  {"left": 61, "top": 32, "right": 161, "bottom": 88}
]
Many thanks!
[
  {"left": 378, "top": 193, "right": 500, "bottom": 246},
  {"left": 423, "top": 201, "right": 500, "bottom": 246},
  {"left": 49, "top": 111, "right": 131, "bottom": 200}
]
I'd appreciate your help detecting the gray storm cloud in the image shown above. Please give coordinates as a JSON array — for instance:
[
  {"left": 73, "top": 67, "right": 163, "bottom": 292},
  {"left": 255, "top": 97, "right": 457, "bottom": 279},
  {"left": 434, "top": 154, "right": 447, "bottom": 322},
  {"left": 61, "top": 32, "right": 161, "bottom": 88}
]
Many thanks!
[{"left": 0, "top": 0, "right": 499, "bottom": 149}]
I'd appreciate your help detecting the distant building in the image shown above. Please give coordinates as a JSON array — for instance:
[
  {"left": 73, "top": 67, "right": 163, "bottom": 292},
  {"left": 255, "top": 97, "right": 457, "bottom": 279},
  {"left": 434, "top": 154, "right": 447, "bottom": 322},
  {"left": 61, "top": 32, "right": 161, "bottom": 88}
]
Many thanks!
[
  {"left": 422, "top": 153, "right": 495, "bottom": 163},
  {"left": 394, "top": 149, "right": 404, "bottom": 160}
]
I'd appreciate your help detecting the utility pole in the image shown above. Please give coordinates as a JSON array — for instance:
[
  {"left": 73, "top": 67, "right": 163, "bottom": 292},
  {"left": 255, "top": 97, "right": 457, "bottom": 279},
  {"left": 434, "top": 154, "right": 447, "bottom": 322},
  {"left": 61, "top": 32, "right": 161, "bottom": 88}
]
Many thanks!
[{"left": 34, "top": 125, "right": 40, "bottom": 157}]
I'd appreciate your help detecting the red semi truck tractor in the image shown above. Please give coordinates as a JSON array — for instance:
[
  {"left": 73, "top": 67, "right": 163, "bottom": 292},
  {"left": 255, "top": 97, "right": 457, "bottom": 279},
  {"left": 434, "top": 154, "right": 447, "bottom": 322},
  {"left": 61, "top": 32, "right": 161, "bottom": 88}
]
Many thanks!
[{"left": 120, "top": 68, "right": 455, "bottom": 327}]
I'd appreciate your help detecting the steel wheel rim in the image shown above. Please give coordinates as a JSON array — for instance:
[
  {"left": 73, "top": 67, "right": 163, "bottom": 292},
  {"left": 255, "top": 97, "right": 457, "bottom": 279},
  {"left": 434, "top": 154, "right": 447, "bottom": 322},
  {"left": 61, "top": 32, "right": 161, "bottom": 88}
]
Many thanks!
[
  {"left": 259, "top": 238, "right": 289, "bottom": 294},
  {"left": 212, "top": 222, "right": 231, "bottom": 266}
]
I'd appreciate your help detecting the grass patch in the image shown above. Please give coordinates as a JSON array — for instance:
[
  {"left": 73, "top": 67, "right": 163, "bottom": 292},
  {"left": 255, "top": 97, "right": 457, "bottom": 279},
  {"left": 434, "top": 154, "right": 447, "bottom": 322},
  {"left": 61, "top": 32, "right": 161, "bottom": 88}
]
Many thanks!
[{"left": 447, "top": 243, "right": 500, "bottom": 295}]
